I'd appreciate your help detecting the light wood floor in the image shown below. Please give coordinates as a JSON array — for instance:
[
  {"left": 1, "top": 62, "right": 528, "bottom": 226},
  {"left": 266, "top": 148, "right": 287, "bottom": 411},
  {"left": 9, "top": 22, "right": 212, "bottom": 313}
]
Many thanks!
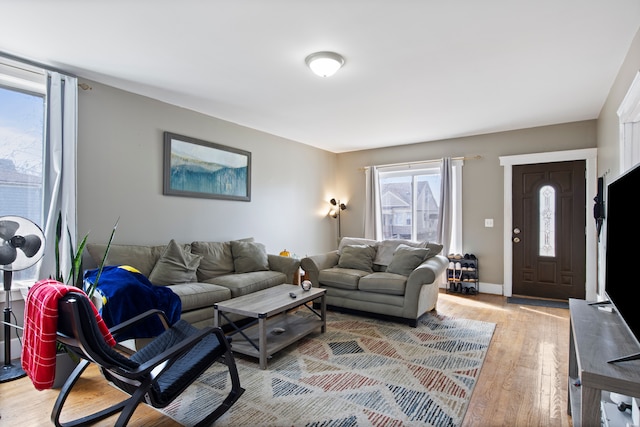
[{"left": 0, "top": 291, "right": 571, "bottom": 426}]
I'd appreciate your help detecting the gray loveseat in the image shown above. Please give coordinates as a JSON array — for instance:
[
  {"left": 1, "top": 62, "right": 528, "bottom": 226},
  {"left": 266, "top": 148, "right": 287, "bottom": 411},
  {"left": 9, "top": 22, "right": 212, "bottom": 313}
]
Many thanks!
[
  {"left": 84, "top": 238, "right": 300, "bottom": 329},
  {"left": 300, "top": 237, "right": 447, "bottom": 326}
]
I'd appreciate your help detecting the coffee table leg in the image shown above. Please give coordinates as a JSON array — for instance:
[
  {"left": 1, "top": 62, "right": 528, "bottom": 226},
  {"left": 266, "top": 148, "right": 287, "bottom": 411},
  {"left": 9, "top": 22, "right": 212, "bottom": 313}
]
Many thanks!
[
  {"left": 321, "top": 294, "right": 326, "bottom": 333},
  {"left": 259, "top": 315, "right": 267, "bottom": 369}
]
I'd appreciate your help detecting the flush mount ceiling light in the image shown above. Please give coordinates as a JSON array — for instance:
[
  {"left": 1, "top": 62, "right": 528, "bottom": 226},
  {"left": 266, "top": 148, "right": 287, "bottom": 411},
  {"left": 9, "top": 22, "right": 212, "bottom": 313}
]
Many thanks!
[{"left": 305, "top": 51, "right": 345, "bottom": 77}]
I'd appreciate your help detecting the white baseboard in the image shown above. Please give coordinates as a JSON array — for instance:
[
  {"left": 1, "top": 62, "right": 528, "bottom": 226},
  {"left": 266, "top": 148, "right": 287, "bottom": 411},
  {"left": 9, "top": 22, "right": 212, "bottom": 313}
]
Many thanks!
[{"left": 478, "top": 282, "right": 503, "bottom": 295}]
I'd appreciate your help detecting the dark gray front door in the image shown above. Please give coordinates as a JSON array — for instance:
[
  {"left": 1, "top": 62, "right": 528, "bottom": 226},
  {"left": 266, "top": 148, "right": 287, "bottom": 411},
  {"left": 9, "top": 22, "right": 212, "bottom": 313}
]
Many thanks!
[{"left": 512, "top": 160, "right": 586, "bottom": 299}]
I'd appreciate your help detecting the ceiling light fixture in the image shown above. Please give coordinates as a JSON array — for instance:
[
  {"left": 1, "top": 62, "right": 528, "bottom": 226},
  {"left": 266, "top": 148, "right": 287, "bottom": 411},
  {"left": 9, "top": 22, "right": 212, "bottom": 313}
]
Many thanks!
[{"left": 305, "top": 51, "right": 345, "bottom": 77}]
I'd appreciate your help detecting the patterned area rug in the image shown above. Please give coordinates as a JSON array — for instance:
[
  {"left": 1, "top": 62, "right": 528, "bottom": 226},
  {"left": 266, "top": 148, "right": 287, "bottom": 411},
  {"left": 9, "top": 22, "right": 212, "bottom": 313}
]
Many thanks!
[{"left": 160, "top": 311, "right": 495, "bottom": 426}]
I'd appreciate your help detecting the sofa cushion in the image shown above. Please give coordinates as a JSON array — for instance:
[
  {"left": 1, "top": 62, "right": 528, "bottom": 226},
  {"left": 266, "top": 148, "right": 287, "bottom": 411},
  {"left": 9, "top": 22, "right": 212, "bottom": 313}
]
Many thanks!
[
  {"left": 87, "top": 243, "right": 167, "bottom": 277},
  {"left": 319, "top": 267, "right": 370, "bottom": 290},
  {"left": 166, "top": 282, "right": 231, "bottom": 311},
  {"left": 191, "top": 241, "right": 235, "bottom": 280},
  {"left": 148, "top": 239, "right": 203, "bottom": 286},
  {"left": 385, "top": 244, "right": 430, "bottom": 276},
  {"left": 358, "top": 272, "right": 407, "bottom": 296},
  {"left": 337, "top": 245, "right": 376, "bottom": 273},
  {"left": 207, "top": 270, "right": 285, "bottom": 297},
  {"left": 338, "top": 237, "right": 377, "bottom": 254},
  {"left": 230, "top": 240, "right": 269, "bottom": 273}
]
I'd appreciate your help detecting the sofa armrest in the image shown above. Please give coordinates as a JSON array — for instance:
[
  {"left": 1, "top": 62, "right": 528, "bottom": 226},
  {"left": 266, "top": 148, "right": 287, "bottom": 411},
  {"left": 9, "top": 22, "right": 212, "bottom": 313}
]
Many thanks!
[
  {"left": 300, "top": 251, "right": 340, "bottom": 286},
  {"left": 405, "top": 254, "right": 448, "bottom": 295},
  {"left": 268, "top": 254, "right": 301, "bottom": 283}
]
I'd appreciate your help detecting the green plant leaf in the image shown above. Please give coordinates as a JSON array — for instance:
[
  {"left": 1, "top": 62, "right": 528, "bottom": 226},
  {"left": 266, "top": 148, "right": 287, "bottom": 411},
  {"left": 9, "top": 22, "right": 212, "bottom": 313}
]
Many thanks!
[
  {"left": 71, "top": 232, "right": 89, "bottom": 288},
  {"left": 86, "top": 217, "right": 119, "bottom": 298},
  {"left": 54, "top": 212, "right": 63, "bottom": 282},
  {"left": 65, "top": 226, "right": 76, "bottom": 285}
]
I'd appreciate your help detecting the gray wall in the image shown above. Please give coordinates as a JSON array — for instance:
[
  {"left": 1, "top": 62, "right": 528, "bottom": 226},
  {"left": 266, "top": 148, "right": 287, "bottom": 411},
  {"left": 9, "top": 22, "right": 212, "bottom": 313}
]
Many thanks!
[
  {"left": 336, "top": 121, "right": 597, "bottom": 288},
  {"left": 77, "top": 81, "right": 338, "bottom": 259}
]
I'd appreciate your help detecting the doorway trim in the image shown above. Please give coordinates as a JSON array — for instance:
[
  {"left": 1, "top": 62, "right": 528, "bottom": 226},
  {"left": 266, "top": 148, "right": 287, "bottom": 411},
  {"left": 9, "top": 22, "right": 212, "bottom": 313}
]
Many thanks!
[{"left": 499, "top": 148, "right": 597, "bottom": 300}]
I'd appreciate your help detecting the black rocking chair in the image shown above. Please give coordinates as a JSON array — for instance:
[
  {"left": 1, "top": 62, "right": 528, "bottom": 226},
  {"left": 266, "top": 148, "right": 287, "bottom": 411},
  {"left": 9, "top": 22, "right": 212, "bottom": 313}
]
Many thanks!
[{"left": 51, "top": 291, "right": 244, "bottom": 427}]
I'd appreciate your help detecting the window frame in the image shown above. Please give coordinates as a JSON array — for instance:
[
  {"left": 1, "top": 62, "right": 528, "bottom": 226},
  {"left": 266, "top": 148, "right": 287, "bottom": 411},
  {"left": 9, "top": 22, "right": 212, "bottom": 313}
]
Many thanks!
[
  {"left": 0, "top": 57, "right": 47, "bottom": 282},
  {"left": 376, "top": 159, "right": 463, "bottom": 253}
]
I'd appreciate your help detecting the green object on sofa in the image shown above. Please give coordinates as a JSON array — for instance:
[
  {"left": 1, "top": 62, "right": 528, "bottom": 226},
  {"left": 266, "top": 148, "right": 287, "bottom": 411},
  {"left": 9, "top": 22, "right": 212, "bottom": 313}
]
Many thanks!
[
  {"left": 301, "top": 237, "right": 447, "bottom": 327},
  {"left": 85, "top": 238, "right": 300, "bottom": 329}
]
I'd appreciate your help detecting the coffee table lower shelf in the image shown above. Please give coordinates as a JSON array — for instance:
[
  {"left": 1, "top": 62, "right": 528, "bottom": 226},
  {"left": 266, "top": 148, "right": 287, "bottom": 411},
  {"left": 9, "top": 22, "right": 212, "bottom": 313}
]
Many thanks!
[
  {"left": 214, "top": 284, "right": 327, "bottom": 369},
  {"left": 229, "top": 312, "right": 324, "bottom": 364}
]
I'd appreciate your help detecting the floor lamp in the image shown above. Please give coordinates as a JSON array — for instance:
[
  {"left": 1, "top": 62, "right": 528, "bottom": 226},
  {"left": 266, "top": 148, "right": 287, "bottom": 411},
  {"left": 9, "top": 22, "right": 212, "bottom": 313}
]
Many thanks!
[
  {"left": 0, "top": 216, "right": 45, "bottom": 382},
  {"left": 330, "top": 198, "right": 347, "bottom": 239}
]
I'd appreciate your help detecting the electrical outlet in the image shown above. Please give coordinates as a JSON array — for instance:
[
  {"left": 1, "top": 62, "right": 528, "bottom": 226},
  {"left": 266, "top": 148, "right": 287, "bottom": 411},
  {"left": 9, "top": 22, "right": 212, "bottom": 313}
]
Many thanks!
[{"left": 484, "top": 218, "right": 494, "bottom": 228}]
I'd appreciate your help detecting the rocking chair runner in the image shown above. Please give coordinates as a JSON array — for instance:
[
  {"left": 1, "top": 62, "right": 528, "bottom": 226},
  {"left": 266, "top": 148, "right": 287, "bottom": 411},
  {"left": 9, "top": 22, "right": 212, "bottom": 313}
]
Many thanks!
[{"left": 51, "top": 291, "right": 244, "bottom": 427}]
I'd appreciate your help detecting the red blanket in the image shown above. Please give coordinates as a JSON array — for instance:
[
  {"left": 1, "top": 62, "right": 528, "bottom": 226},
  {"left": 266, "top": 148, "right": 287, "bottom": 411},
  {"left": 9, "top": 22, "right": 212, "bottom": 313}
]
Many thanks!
[{"left": 21, "top": 279, "right": 116, "bottom": 390}]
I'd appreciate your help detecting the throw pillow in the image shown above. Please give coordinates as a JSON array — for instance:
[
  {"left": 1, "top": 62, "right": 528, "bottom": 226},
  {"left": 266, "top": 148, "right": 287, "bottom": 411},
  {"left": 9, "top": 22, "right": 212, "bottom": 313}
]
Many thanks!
[
  {"left": 230, "top": 240, "right": 269, "bottom": 273},
  {"left": 148, "top": 239, "right": 202, "bottom": 286},
  {"left": 385, "top": 244, "right": 430, "bottom": 276},
  {"left": 425, "top": 242, "right": 444, "bottom": 258},
  {"left": 338, "top": 236, "right": 378, "bottom": 254},
  {"left": 337, "top": 244, "right": 377, "bottom": 273}
]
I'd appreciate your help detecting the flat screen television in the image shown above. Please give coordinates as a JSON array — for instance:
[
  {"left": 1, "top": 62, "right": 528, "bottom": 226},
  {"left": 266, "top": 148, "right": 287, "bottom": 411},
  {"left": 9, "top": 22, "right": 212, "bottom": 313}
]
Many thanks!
[{"left": 604, "top": 162, "right": 640, "bottom": 363}]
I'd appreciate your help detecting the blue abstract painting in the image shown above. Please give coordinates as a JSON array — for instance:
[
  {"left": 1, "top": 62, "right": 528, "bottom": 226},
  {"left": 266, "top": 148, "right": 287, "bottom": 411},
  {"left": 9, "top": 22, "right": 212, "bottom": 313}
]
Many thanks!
[{"left": 163, "top": 132, "right": 251, "bottom": 201}]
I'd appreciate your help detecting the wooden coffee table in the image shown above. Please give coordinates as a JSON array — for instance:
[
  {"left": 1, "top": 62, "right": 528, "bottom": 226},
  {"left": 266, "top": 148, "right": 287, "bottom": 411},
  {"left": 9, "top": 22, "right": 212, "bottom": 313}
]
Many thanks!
[{"left": 213, "top": 284, "right": 326, "bottom": 369}]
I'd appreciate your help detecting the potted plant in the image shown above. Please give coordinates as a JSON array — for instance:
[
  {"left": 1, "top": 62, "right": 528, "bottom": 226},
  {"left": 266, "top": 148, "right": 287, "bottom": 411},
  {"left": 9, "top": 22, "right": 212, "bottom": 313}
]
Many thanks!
[
  {"left": 52, "top": 213, "right": 119, "bottom": 301},
  {"left": 50, "top": 212, "right": 119, "bottom": 387}
]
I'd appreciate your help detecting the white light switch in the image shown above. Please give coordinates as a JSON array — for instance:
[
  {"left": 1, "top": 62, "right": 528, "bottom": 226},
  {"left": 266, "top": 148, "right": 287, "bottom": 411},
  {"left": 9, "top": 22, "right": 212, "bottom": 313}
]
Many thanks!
[{"left": 484, "top": 218, "right": 494, "bottom": 228}]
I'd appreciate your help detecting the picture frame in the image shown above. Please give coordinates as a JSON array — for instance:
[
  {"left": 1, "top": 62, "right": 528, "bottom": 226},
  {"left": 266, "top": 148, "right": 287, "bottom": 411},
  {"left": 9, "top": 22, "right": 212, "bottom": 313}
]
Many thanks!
[{"left": 163, "top": 132, "right": 251, "bottom": 201}]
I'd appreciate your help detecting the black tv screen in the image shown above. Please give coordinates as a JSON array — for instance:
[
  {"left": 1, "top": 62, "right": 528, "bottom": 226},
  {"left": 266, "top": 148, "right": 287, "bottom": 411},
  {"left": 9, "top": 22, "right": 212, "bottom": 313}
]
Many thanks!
[{"left": 604, "top": 163, "right": 640, "bottom": 356}]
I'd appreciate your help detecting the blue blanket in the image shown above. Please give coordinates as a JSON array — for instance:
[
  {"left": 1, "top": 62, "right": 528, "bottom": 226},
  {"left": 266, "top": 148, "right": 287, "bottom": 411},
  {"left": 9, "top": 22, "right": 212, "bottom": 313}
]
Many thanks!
[{"left": 83, "top": 265, "right": 182, "bottom": 340}]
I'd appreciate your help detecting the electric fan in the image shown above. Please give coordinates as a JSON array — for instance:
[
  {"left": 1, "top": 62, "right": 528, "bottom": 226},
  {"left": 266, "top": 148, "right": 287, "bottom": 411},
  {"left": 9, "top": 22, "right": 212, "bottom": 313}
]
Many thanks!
[{"left": 0, "top": 216, "right": 45, "bottom": 382}]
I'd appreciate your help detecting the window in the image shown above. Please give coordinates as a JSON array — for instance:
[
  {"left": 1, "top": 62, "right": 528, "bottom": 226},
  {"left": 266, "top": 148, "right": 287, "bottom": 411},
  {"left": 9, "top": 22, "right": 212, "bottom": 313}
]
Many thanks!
[
  {"left": 379, "top": 167, "right": 440, "bottom": 241},
  {"left": 539, "top": 185, "right": 556, "bottom": 257},
  {"left": 377, "top": 160, "right": 462, "bottom": 252},
  {"left": 0, "top": 58, "right": 47, "bottom": 280}
]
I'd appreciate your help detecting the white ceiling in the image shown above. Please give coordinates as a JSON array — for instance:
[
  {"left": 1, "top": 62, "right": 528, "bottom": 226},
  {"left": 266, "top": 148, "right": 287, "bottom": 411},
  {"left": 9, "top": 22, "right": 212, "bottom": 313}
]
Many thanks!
[{"left": 1, "top": 1, "right": 639, "bottom": 153}]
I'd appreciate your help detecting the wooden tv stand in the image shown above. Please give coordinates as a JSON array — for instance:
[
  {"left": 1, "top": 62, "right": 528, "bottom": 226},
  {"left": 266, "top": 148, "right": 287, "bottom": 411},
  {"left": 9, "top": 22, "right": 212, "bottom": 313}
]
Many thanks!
[{"left": 568, "top": 299, "right": 640, "bottom": 426}]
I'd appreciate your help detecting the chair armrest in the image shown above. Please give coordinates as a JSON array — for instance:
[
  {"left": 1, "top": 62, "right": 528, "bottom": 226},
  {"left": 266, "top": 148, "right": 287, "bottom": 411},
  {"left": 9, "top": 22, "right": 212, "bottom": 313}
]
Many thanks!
[
  {"left": 405, "top": 255, "right": 448, "bottom": 296},
  {"left": 109, "top": 309, "right": 170, "bottom": 340},
  {"left": 268, "top": 254, "right": 301, "bottom": 283},
  {"left": 300, "top": 251, "right": 339, "bottom": 286}
]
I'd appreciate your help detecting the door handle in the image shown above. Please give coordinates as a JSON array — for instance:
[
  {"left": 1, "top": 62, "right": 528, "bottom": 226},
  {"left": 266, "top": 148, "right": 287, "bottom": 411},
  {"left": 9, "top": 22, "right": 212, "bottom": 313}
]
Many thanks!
[
  {"left": 513, "top": 228, "right": 521, "bottom": 234},
  {"left": 513, "top": 237, "right": 521, "bottom": 243}
]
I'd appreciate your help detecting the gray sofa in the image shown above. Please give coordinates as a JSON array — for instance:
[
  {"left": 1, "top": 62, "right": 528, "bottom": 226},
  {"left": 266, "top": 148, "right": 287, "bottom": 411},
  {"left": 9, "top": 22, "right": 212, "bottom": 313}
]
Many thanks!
[
  {"left": 84, "top": 238, "right": 300, "bottom": 329},
  {"left": 300, "top": 237, "right": 447, "bottom": 326}
]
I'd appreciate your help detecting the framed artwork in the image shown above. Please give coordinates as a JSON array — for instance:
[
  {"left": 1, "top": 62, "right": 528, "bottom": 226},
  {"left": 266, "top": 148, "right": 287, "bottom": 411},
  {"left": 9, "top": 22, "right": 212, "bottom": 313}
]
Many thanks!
[{"left": 163, "top": 132, "right": 251, "bottom": 201}]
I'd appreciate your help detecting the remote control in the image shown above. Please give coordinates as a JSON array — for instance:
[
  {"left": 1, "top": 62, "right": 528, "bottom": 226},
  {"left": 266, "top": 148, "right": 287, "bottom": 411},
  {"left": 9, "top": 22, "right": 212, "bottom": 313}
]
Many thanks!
[{"left": 289, "top": 292, "right": 297, "bottom": 298}]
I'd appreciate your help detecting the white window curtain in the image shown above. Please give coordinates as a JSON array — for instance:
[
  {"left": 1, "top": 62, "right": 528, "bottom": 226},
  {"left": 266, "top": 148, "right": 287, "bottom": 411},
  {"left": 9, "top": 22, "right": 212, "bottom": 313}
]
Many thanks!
[
  {"left": 37, "top": 72, "right": 78, "bottom": 281},
  {"left": 363, "top": 166, "right": 381, "bottom": 239},
  {"left": 437, "top": 157, "right": 453, "bottom": 257}
]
